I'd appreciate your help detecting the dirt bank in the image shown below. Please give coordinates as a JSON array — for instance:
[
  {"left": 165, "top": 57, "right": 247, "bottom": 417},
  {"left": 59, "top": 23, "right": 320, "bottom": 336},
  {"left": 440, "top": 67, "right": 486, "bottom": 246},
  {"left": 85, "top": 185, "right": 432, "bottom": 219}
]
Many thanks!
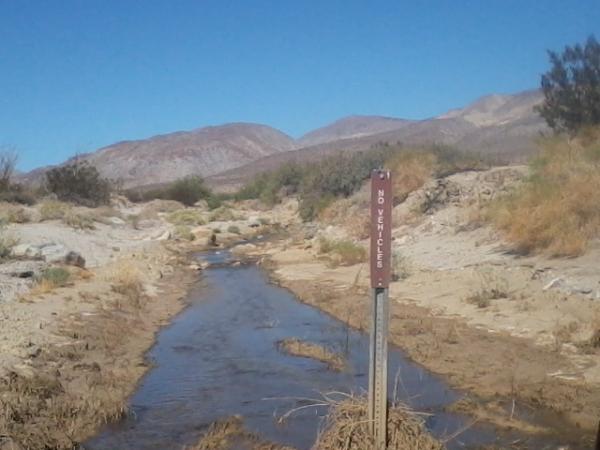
[{"left": 0, "top": 242, "right": 198, "bottom": 449}]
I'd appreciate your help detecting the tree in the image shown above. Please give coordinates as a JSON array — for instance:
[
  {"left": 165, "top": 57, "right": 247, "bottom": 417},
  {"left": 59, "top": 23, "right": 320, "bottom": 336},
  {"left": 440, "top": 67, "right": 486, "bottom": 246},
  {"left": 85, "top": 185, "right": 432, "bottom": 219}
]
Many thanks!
[
  {"left": 46, "top": 160, "right": 111, "bottom": 206},
  {"left": 167, "top": 175, "right": 211, "bottom": 206},
  {"left": 0, "top": 150, "right": 18, "bottom": 192},
  {"left": 537, "top": 35, "right": 600, "bottom": 133}
]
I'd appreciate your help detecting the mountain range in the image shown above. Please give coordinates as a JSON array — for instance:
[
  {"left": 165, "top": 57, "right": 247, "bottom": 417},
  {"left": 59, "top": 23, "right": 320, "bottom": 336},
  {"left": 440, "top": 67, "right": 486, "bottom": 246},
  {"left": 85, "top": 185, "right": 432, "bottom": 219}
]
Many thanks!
[{"left": 23, "top": 89, "right": 547, "bottom": 190}]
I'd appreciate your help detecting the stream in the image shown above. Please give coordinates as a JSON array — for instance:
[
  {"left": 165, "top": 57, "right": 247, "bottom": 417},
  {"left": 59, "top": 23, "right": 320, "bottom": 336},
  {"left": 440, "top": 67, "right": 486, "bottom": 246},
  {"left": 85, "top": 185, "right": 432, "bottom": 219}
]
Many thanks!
[{"left": 86, "top": 249, "right": 581, "bottom": 450}]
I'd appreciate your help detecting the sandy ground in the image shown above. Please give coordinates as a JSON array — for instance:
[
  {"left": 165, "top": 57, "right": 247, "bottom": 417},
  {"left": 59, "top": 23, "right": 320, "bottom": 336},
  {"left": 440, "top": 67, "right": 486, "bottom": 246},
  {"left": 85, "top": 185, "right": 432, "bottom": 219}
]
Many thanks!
[{"left": 233, "top": 167, "right": 600, "bottom": 447}]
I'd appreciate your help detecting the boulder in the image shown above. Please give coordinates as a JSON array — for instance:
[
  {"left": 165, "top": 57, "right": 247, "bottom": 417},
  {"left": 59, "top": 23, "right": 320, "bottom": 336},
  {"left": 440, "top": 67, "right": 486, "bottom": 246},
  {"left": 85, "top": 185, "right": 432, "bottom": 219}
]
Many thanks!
[
  {"left": 38, "top": 244, "right": 85, "bottom": 268},
  {"left": 11, "top": 243, "right": 43, "bottom": 259},
  {"left": 247, "top": 216, "right": 261, "bottom": 228}
]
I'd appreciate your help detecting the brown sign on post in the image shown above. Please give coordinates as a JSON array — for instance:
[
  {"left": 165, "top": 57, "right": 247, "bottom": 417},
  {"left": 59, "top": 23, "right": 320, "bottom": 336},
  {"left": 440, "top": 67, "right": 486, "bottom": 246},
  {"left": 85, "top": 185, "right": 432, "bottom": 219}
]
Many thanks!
[{"left": 370, "top": 169, "right": 392, "bottom": 288}]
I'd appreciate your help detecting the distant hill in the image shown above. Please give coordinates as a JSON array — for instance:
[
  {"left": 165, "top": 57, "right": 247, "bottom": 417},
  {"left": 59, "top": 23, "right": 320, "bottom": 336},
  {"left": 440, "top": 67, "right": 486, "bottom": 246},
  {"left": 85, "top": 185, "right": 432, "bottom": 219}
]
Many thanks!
[
  {"left": 208, "top": 90, "right": 546, "bottom": 190},
  {"left": 22, "top": 123, "right": 295, "bottom": 189},
  {"left": 22, "top": 90, "right": 546, "bottom": 191}
]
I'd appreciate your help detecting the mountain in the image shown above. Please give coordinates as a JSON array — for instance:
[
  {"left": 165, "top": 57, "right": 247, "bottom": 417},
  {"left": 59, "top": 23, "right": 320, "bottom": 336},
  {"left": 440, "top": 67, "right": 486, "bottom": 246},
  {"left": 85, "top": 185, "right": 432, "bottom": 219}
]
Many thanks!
[
  {"left": 23, "top": 123, "right": 295, "bottom": 189},
  {"left": 297, "top": 115, "right": 412, "bottom": 147},
  {"left": 208, "top": 90, "right": 546, "bottom": 190},
  {"left": 22, "top": 90, "right": 546, "bottom": 191}
]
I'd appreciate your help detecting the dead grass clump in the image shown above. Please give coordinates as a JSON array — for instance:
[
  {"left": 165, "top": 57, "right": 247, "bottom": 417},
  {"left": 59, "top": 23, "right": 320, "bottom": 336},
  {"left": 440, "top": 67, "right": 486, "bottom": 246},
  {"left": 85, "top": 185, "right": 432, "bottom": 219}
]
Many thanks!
[
  {"left": 39, "top": 199, "right": 71, "bottom": 221},
  {"left": 313, "top": 395, "right": 444, "bottom": 450},
  {"left": 465, "top": 269, "right": 509, "bottom": 308},
  {"left": 208, "top": 206, "right": 242, "bottom": 222},
  {"left": 110, "top": 262, "right": 145, "bottom": 309},
  {"left": 167, "top": 208, "right": 205, "bottom": 226},
  {"left": 487, "top": 130, "right": 600, "bottom": 256},
  {"left": 174, "top": 225, "right": 196, "bottom": 241},
  {"left": 0, "top": 368, "right": 128, "bottom": 450},
  {"left": 318, "top": 237, "right": 367, "bottom": 266},
  {"left": 388, "top": 150, "right": 437, "bottom": 203},
  {"left": 0, "top": 202, "right": 31, "bottom": 223},
  {"left": 392, "top": 249, "right": 412, "bottom": 281},
  {"left": 278, "top": 338, "right": 346, "bottom": 371},
  {"left": 0, "top": 227, "right": 18, "bottom": 260},
  {"left": 63, "top": 209, "right": 96, "bottom": 230},
  {"left": 188, "top": 416, "right": 295, "bottom": 450},
  {"left": 319, "top": 191, "right": 370, "bottom": 240},
  {"left": 29, "top": 267, "right": 72, "bottom": 295}
]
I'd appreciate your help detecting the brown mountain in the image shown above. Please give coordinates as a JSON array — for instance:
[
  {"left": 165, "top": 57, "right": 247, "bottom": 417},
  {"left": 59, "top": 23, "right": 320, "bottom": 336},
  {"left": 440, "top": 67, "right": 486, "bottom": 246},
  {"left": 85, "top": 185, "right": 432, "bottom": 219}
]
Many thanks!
[
  {"left": 208, "top": 90, "right": 546, "bottom": 190},
  {"left": 23, "top": 89, "right": 546, "bottom": 191},
  {"left": 23, "top": 123, "right": 295, "bottom": 189}
]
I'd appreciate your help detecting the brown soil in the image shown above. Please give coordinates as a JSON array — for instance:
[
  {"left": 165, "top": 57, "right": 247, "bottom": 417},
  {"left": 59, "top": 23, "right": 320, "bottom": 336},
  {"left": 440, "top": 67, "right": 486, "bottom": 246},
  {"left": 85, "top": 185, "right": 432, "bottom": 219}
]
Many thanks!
[{"left": 277, "top": 338, "right": 346, "bottom": 371}]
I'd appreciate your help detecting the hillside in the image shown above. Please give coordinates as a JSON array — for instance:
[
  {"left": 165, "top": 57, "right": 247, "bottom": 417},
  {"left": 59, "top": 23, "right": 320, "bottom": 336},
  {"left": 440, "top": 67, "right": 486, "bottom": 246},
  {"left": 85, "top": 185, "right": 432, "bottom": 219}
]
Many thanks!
[{"left": 23, "top": 90, "right": 546, "bottom": 191}]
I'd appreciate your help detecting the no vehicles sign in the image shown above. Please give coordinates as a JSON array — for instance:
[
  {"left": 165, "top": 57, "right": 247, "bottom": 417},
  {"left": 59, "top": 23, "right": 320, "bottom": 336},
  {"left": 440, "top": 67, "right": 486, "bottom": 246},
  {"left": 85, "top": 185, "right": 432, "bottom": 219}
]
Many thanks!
[{"left": 370, "top": 170, "right": 392, "bottom": 288}]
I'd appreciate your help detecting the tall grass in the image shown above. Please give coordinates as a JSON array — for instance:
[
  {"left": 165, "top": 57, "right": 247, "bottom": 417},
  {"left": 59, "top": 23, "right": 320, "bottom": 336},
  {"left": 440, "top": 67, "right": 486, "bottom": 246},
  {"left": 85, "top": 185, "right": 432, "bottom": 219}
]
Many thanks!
[{"left": 487, "top": 128, "right": 600, "bottom": 256}]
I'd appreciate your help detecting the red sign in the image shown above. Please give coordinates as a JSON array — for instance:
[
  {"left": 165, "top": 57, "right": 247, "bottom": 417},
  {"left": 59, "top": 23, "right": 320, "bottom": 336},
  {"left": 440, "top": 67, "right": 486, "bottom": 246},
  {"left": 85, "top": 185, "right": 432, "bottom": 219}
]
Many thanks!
[{"left": 370, "top": 170, "right": 392, "bottom": 288}]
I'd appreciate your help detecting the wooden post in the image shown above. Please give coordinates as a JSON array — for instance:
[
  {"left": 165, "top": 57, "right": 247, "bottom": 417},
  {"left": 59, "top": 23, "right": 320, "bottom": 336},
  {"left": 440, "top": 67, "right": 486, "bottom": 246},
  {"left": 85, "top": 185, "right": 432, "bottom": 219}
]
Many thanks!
[{"left": 368, "top": 169, "right": 392, "bottom": 450}]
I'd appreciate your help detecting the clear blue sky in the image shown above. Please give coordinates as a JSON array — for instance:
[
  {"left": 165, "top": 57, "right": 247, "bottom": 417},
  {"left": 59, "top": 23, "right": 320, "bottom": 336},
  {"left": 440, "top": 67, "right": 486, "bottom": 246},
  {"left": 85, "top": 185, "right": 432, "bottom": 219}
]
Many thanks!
[{"left": 2, "top": 1, "right": 599, "bottom": 171}]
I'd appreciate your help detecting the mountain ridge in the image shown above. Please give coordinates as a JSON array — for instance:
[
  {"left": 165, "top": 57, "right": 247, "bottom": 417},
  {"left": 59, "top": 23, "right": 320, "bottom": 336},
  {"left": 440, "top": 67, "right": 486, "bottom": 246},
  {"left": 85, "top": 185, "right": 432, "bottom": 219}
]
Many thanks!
[{"left": 21, "top": 89, "right": 546, "bottom": 190}]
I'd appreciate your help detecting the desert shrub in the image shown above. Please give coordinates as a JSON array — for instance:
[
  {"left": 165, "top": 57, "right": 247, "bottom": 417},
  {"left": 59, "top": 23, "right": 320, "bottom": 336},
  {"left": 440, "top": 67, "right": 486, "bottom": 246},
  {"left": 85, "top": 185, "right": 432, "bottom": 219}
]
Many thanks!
[
  {"left": 0, "top": 203, "right": 30, "bottom": 223},
  {"left": 110, "top": 262, "right": 145, "bottom": 309},
  {"left": 391, "top": 249, "right": 411, "bottom": 281},
  {"left": 318, "top": 237, "right": 367, "bottom": 266},
  {"left": 39, "top": 200, "right": 71, "bottom": 220},
  {"left": 0, "top": 226, "right": 17, "bottom": 260},
  {"left": 45, "top": 161, "right": 111, "bottom": 207},
  {"left": 258, "top": 217, "right": 270, "bottom": 225},
  {"left": 465, "top": 269, "right": 508, "bottom": 308},
  {"left": 227, "top": 225, "right": 240, "bottom": 234},
  {"left": 167, "top": 209, "right": 205, "bottom": 226},
  {"left": 173, "top": 225, "right": 195, "bottom": 241},
  {"left": 212, "top": 227, "right": 221, "bottom": 233},
  {"left": 208, "top": 206, "right": 239, "bottom": 222},
  {"left": 487, "top": 129, "right": 600, "bottom": 256},
  {"left": 63, "top": 210, "right": 95, "bottom": 230},
  {"left": 236, "top": 144, "right": 485, "bottom": 221},
  {"left": 41, "top": 267, "right": 71, "bottom": 287},
  {"left": 165, "top": 176, "right": 211, "bottom": 206}
]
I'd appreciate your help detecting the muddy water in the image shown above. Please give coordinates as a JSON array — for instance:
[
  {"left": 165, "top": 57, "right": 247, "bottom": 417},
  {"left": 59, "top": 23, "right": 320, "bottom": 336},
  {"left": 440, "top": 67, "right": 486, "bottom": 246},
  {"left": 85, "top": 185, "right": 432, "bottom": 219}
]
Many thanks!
[{"left": 87, "top": 250, "right": 576, "bottom": 450}]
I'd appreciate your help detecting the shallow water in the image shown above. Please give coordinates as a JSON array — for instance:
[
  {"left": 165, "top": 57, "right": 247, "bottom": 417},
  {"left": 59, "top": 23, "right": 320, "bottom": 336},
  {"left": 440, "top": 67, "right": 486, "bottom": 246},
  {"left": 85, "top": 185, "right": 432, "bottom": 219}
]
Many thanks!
[{"left": 87, "top": 250, "right": 581, "bottom": 450}]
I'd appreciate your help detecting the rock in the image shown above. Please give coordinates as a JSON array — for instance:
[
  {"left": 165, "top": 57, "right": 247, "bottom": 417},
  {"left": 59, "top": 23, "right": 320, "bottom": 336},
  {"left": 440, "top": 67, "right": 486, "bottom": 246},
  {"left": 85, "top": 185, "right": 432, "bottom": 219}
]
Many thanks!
[
  {"left": 11, "top": 243, "right": 43, "bottom": 259},
  {"left": 36, "top": 244, "right": 86, "bottom": 268},
  {"left": 0, "top": 260, "right": 46, "bottom": 279},
  {"left": 107, "top": 216, "right": 126, "bottom": 225},
  {"left": 248, "top": 216, "right": 261, "bottom": 228},
  {"left": 188, "top": 264, "right": 202, "bottom": 271},
  {"left": 157, "top": 230, "right": 171, "bottom": 241},
  {"left": 543, "top": 277, "right": 564, "bottom": 291},
  {"left": 64, "top": 251, "right": 86, "bottom": 268}
]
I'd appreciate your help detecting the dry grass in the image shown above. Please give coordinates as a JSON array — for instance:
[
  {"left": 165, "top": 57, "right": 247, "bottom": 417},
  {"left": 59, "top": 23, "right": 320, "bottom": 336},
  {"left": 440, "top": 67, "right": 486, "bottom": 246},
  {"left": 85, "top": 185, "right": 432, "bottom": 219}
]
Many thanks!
[
  {"left": 465, "top": 269, "right": 509, "bottom": 309},
  {"left": 167, "top": 208, "right": 205, "bottom": 226},
  {"left": 174, "top": 225, "right": 196, "bottom": 241},
  {"left": 388, "top": 150, "right": 437, "bottom": 203},
  {"left": 187, "top": 416, "right": 295, "bottom": 450},
  {"left": 278, "top": 338, "right": 346, "bottom": 371},
  {"left": 63, "top": 209, "right": 96, "bottom": 230},
  {"left": 487, "top": 129, "right": 600, "bottom": 256},
  {"left": 109, "top": 261, "right": 145, "bottom": 309},
  {"left": 39, "top": 199, "right": 71, "bottom": 221},
  {"left": 0, "top": 354, "right": 129, "bottom": 450},
  {"left": 313, "top": 394, "right": 444, "bottom": 450},
  {"left": 29, "top": 267, "right": 72, "bottom": 296},
  {"left": 319, "top": 191, "right": 370, "bottom": 240},
  {"left": 318, "top": 238, "right": 367, "bottom": 267},
  {"left": 0, "top": 202, "right": 31, "bottom": 223}
]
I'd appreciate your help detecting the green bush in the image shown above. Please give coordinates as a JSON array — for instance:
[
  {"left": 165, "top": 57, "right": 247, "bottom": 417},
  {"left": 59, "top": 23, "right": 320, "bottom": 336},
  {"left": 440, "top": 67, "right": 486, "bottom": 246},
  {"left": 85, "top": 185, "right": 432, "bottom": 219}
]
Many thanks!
[
  {"left": 318, "top": 237, "right": 367, "bottom": 266},
  {"left": 227, "top": 225, "right": 240, "bottom": 234},
  {"left": 166, "top": 176, "right": 211, "bottom": 206},
  {"left": 173, "top": 225, "right": 195, "bottom": 241},
  {"left": 41, "top": 267, "right": 70, "bottom": 287},
  {"left": 45, "top": 161, "right": 111, "bottom": 207},
  {"left": 167, "top": 209, "right": 205, "bottom": 226}
]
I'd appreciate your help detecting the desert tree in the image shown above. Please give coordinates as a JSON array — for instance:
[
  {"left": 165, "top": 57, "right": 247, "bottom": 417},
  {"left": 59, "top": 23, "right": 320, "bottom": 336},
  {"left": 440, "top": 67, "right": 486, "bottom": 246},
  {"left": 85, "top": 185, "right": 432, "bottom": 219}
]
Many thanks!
[{"left": 537, "top": 35, "right": 600, "bottom": 133}]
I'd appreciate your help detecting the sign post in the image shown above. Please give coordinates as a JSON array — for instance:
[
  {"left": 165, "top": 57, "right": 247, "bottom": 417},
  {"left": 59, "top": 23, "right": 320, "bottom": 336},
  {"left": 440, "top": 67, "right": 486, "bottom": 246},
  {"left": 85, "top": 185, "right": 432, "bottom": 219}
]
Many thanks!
[{"left": 368, "top": 169, "right": 392, "bottom": 450}]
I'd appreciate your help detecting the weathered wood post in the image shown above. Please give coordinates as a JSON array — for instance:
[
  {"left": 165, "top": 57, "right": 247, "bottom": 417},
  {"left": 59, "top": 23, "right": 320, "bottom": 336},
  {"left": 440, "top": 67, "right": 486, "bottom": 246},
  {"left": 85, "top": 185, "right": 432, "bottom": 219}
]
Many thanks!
[{"left": 368, "top": 169, "right": 392, "bottom": 450}]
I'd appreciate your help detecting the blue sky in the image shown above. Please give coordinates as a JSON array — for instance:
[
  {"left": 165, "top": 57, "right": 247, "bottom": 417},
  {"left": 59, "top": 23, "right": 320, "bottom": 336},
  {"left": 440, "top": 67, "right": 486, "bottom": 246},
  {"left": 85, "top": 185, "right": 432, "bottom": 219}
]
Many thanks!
[{"left": 2, "top": 1, "right": 599, "bottom": 171}]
